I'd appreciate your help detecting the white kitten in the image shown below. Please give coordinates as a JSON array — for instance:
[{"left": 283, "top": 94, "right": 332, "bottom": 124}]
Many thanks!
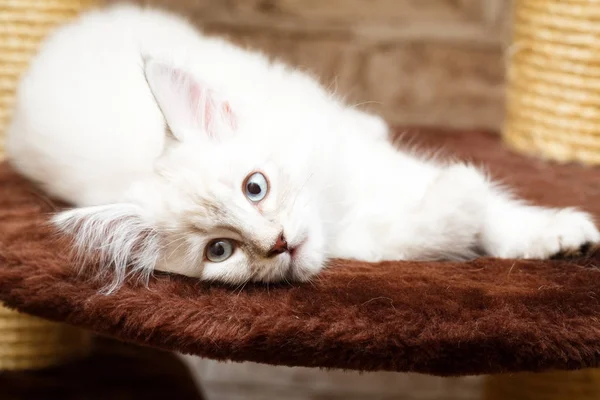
[{"left": 7, "top": 5, "right": 599, "bottom": 292}]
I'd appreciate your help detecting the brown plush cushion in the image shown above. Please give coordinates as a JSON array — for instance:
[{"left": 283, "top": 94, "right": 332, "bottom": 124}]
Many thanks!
[{"left": 0, "top": 129, "right": 599, "bottom": 377}]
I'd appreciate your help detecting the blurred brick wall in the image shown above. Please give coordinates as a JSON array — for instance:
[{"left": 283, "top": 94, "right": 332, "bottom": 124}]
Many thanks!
[{"left": 118, "top": 0, "right": 512, "bottom": 131}]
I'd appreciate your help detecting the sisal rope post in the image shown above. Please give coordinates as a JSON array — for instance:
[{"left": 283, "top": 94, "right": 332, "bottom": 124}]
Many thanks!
[
  {"left": 503, "top": 0, "right": 600, "bottom": 165},
  {"left": 0, "top": 307, "right": 92, "bottom": 370},
  {"left": 0, "top": 0, "right": 96, "bottom": 370}
]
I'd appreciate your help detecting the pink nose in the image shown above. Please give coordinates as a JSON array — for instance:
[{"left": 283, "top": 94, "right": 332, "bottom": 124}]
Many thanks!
[{"left": 267, "top": 233, "right": 288, "bottom": 257}]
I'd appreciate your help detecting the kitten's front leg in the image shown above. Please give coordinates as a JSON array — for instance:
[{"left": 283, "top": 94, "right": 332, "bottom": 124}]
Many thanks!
[
  {"left": 481, "top": 192, "right": 600, "bottom": 259},
  {"left": 384, "top": 164, "right": 489, "bottom": 261},
  {"left": 412, "top": 163, "right": 599, "bottom": 260}
]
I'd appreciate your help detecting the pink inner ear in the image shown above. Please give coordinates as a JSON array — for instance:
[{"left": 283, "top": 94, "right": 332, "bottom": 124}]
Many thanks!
[
  {"left": 198, "top": 96, "right": 237, "bottom": 135},
  {"left": 222, "top": 102, "right": 238, "bottom": 130},
  {"left": 170, "top": 67, "right": 237, "bottom": 136},
  {"left": 185, "top": 79, "right": 237, "bottom": 135}
]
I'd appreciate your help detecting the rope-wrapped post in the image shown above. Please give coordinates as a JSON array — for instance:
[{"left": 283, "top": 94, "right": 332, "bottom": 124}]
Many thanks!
[
  {"left": 504, "top": 0, "right": 600, "bottom": 165},
  {"left": 0, "top": 307, "right": 92, "bottom": 370},
  {"left": 0, "top": 0, "right": 95, "bottom": 370}
]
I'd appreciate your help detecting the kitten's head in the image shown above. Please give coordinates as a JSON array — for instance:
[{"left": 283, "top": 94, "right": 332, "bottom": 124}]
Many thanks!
[{"left": 54, "top": 60, "right": 328, "bottom": 291}]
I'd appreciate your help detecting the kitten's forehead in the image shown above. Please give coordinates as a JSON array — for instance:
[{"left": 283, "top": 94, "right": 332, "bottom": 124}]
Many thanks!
[
  {"left": 189, "top": 194, "right": 253, "bottom": 232},
  {"left": 188, "top": 195, "right": 235, "bottom": 227}
]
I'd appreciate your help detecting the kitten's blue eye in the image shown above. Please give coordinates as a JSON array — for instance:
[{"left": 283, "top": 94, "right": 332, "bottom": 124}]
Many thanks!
[
  {"left": 206, "top": 239, "right": 234, "bottom": 263},
  {"left": 244, "top": 172, "right": 268, "bottom": 202}
]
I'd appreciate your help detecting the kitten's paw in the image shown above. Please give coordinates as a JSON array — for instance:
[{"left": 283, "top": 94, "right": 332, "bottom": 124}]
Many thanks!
[{"left": 493, "top": 208, "right": 600, "bottom": 259}]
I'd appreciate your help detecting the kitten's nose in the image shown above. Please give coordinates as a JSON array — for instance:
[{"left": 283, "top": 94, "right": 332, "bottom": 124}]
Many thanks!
[{"left": 267, "top": 233, "right": 288, "bottom": 257}]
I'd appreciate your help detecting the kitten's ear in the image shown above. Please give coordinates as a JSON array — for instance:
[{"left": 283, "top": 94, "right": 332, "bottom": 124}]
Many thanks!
[
  {"left": 52, "top": 204, "right": 160, "bottom": 294},
  {"left": 144, "top": 59, "right": 236, "bottom": 141}
]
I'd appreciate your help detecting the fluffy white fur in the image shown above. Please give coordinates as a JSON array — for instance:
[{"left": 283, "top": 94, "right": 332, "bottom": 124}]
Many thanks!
[{"left": 7, "top": 4, "right": 600, "bottom": 291}]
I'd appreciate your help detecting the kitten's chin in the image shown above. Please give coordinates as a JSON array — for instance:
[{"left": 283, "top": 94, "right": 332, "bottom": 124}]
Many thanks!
[
  {"left": 286, "top": 264, "right": 320, "bottom": 282},
  {"left": 285, "top": 242, "right": 327, "bottom": 282}
]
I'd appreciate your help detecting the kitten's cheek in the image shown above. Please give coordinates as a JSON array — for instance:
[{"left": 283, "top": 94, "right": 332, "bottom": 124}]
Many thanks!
[
  {"left": 200, "top": 260, "right": 253, "bottom": 285},
  {"left": 154, "top": 255, "right": 204, "bottom": 278}
]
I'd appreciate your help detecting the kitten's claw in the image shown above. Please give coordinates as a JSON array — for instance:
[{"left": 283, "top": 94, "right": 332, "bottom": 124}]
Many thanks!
[{"left": 550, "top": 242, "right": 598, "bottom": 260}]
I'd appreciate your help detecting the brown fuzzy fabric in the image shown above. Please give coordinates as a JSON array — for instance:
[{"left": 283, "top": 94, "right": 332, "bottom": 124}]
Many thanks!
[{"left": 0, "top": 129, "right": 599, "bottom": 377}]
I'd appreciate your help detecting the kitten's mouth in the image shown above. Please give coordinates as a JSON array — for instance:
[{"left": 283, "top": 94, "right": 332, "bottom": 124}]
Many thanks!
[{"left": 288, "top": 239, "right": 306, "bottom": 259}]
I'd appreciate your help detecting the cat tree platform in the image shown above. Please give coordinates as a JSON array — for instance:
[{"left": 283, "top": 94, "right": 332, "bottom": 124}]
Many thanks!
[
  {"left": 1, "top": 128, "right": 599, "bottom": 377},
  {"left": 1, "top": 128, "right": 600, "bottom": 399}
]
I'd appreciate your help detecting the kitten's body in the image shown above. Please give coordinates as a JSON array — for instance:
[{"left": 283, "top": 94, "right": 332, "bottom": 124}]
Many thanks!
[{"left": 7, "top": 5, "right": 599, "bottom": 290}]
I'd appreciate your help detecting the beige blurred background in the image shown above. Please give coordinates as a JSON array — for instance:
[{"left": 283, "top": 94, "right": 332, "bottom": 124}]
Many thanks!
[
  {"left": 110, "top": 0, "right": 512, "bottom": 132},
  {"left": 114, "top": 1, "right": 510, "bottom": 398}
]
